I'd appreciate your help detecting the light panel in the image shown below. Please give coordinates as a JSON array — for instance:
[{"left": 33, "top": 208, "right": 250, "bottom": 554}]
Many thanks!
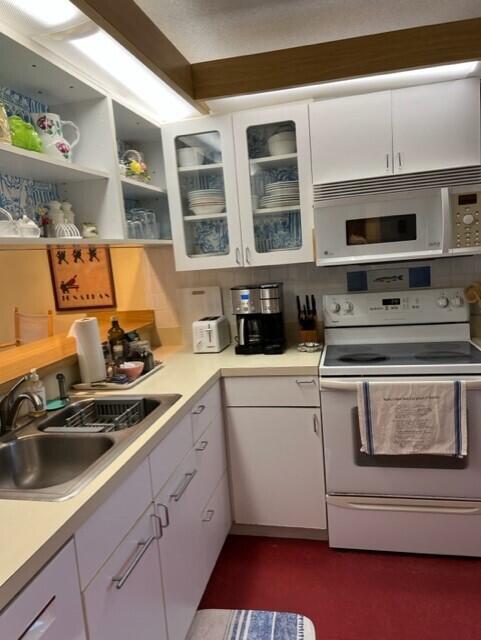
[{"left": 8, "top": 0, "right": 82, "bottom": 27}]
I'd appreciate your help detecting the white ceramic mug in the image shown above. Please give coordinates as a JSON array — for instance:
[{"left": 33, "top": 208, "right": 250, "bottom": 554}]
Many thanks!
[{"left": 30, "top": 112, "right": 80, "bottom": 162}]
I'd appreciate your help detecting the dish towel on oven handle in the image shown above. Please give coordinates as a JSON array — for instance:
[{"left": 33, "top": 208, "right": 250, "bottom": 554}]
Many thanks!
[{"left": 357, "top": 380, "right": 468, "bottom": 457}]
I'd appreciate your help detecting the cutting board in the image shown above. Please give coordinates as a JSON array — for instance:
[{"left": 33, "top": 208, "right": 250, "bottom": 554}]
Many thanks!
[{"left": 177, "top": 286, "right": 223, "bottom": 347}]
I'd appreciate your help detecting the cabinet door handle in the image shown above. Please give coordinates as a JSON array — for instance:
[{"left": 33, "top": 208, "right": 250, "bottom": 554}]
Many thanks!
[
  {"left": 170, "top": 470, "right": 197, "bottom": 502},
  {"left": 192, "top": 404, "right": 206, "bottom": 415},
  {"left": 112, "top": 535, "right": 155, "bottom": 589},
  {"left": 296, "top": 379, "right": 316, "bottom": 386},
  {"left": 151, "top": 513, "right": 163, "bottom": 539},
  {"left": 157, "top": 503, "right": 170, "bottom": 528},
  {"left": 397, "top": 152, "right": 402, "bottom": 169},
  {"left": 202, "top": 509, "right": 215, "bottom": 522},
  {"left": 236, "top": 247, "right": 242, "bottom": 265},
  {"left": 313, "top": 413, "right": 319, "bottom": 434},
  {"left": 245, "top": 246, "right": 252, "bottom": 264},
  {"left": 21, "top": 596, "right": 56, "bottom": 638},
  {"left": 385, "top": 153, "right": 390, "bottom": 171},
  {"left": 195, "top": 440, "right": 209, "bottom": 452}
]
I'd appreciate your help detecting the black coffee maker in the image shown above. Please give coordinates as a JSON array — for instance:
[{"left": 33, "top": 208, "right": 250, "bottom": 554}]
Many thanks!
[{"left": 231, "top": 284, "right": 286, "bottom": 355}]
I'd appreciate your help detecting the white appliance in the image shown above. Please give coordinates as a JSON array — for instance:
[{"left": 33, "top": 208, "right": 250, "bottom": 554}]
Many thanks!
[
  {"left": 314, "top": 186, "right": 481, "bottom": 266},
  {"left": 320, "top": 287, "right": 481, "bottom": 557},
  {"left": 192, "top": 315, "right": 231, "bottom": 353}
]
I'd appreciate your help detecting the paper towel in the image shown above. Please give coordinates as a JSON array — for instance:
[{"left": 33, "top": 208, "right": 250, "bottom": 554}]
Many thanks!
[{"left": 69, "top": 318, "right": 107, "bottom": 383}]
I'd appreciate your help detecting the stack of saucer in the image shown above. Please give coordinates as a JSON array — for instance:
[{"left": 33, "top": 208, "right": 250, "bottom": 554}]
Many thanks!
[
  {"left": 188, "top": 189, "right": 225, "bottom": 215},
  {"left": 259, "top": 181, "right": 300, "bottom": 209}
]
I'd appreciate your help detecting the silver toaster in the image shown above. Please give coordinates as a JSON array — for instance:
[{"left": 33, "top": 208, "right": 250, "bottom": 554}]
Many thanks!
[{"left": 192, "top": 315, "right": 231, "bottom": 353}]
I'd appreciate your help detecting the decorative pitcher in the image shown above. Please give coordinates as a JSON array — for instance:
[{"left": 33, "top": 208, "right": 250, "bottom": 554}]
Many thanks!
[{"left": 30, "top": 112, "right": 80, "bottom": 162}]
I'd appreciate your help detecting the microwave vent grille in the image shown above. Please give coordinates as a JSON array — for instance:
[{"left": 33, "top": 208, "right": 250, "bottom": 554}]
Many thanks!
[{"left": 314, "top": 165, "right": 481, "bottom": 203}]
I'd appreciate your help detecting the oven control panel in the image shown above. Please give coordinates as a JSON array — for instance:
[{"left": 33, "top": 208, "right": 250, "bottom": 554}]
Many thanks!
[
  {"left": 451, "top": 192, "right": 481, "bottom": 248},
  {"left": 323, "top": 288, "right": 468, "bottom": 327}
]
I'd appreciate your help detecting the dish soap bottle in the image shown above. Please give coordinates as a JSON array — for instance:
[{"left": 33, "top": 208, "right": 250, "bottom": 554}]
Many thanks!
[{"left": 28, "top": 369, "right": 46, "bottom": 414}]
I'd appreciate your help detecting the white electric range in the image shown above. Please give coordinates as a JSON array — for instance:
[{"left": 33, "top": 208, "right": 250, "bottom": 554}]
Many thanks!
[{"left": 319, "top": 287, "right": 481, "bottom": 557}]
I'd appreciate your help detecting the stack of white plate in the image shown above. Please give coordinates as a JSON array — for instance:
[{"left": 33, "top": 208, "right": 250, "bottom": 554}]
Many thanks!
[
  {"left": 188, "top": 189, "right": 225, "bottom": 215},
  {"left": 259, "top": 181, "right": 300, "bottom": 209}
]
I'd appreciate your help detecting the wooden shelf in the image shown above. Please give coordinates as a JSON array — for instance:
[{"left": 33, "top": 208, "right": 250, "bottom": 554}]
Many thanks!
[
  {"left": 183, "top": 213, "right": 227, "bottom": 221},
  {"left": 121, "top": 176, "right": 167, "bottom": 199},
  {"left": 177, "top": 162, "right": 223, "bottom": 173},
  {"left": 250, "top": 153, "right": 297, "bottom": 168},
  {"left": 0, "top": 238, "right": 173, "bottom": 249},
  {"left": 0, "top": 141, "right": 109, "bottom": 183},
  {"left": 0, "top": 310, "right": 155, "bottom": 386},
  {"left": 254, "top": 205, "right": 300, "bottom": 215}
]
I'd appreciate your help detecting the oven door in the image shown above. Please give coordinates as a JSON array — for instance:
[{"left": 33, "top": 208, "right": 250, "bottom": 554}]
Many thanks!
[
  {"left": 321, "top": 379, "right": 481, "bottom": 500},
  {"left": 315, "top": 188, "right": 448, "bottom": 266}
]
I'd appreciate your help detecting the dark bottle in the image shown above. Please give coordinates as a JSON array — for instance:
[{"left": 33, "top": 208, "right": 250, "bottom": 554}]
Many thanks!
[{"left": 108, "top": 317, "right": 126, "bottom": 353}]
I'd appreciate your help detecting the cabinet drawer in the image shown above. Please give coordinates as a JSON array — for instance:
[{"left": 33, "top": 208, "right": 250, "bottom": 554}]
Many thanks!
[
  {"left": 223, "top": 376, "right": 320, "bottom": 407},
  {"left": 199, "top": 473, "right": 231, "bottom": 588},
  {"left": 75, "top": 458, "right": 152, "bottom": 590},
  {"left": 191, "top": 381, "right": 222, "bottom": 443},
  {"left": 0, "top": 540, "right": 86, "bottom": 640},
  {"left": 150, "top": 412, "right": 193, "bottom": 498},
  {"left": 83, "top": 506, "right": 167, "bottom": 640},
  {"left": 195, "top": 412, "right": 226, "bottom": 512}
]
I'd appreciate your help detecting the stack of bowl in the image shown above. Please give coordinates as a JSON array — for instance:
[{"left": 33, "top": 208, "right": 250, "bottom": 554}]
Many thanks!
[
  {"left": 267, "top": 131, "right": 297, "bottom": 156},
  {"left": 188, "top": 189, "right": 225, "bottom": 215}
]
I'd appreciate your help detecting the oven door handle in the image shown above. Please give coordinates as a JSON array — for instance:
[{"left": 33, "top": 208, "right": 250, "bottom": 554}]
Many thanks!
[
  {"left": 328, "top": 496, "right": 481, "bottom": 515},
  {"left": 320, "top": 379, "right": 481, "bottom": 391}
]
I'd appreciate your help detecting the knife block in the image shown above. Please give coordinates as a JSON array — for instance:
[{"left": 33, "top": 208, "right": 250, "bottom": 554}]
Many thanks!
[{"left": 299, "top": 329, "right": 319, "bottom": 343}]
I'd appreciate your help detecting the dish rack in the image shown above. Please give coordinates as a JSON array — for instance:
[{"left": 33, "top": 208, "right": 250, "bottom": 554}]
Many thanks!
[{"left": 44, "top": 399, "right": 142, "bottom": 433}]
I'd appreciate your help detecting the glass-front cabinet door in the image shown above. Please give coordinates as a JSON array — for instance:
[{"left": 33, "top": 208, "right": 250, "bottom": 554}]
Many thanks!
[
  {"left": 233, "top": 103, "right": 313, "bottom": 266},
  {"left": 163, "top": 115, "right": 243, "bottom": 271}
]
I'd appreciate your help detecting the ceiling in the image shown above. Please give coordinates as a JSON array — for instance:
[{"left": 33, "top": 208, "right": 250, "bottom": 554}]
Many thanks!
[{"left": 134, "top": 0, "right": 481, "bottom": 63}]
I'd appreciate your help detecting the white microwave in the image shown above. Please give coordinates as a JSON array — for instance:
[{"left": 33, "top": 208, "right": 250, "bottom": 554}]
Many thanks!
[{"left": 314, "top": 188, "right": 451, "bottom": 266}]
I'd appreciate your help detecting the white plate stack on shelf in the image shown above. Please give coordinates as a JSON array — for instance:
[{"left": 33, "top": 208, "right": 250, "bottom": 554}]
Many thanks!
[
  {"left": 259, "top": 181, "right": 300, "bottom": 209},
  {"left": 188, "top": 189, "right": 225, "bottom": 216}
]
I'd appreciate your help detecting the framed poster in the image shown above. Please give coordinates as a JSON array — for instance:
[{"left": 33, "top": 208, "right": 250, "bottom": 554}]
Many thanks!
[{"left": 48, "top": 245, "right": 117, "bottom": 311}]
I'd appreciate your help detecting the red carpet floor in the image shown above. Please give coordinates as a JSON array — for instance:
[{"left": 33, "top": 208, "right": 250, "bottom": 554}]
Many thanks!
[{"left": 200, "top": 535, "right": 481, "bottom": 640}]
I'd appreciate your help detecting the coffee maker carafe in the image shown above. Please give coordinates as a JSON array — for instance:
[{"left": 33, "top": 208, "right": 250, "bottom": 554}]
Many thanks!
[{"left": 231, "top": 283, "right": 286, "bottom": 355}]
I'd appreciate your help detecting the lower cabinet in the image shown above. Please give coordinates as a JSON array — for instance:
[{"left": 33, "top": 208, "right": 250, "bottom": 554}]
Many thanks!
[
  {"left": 83, "top": 506, "right": 167, "bottom": 640},
  {"left": 200, "top": 473, "right": 231, "bottom": 581},
  {"left": 0, "top": 540, "right": 86, "bottom": 640},
  {"left": 226, "top": 407, "right": 326, "bottom": 529}
]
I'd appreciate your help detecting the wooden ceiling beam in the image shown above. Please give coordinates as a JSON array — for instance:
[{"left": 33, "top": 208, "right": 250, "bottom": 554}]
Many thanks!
[
  {"left": 69, "top": 0, "right": 206, "bottom": 112},
  {"left": 191, "top": 18, "right": 481, "bottom": 100}
]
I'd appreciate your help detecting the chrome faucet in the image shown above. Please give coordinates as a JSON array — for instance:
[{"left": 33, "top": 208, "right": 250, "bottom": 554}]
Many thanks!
[{"left": 0, "top": 376, "right": 43, "bottom": 435}]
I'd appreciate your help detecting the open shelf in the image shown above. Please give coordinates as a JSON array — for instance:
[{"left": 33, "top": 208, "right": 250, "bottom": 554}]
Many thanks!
[
  {"left": 254, "top": 205, "right": 300, "bottom": 215},
  {"left": 183, "top": 213, "right": 227, "bottom": 222},
  {"left": 0, "top": 141, "right": 109, "bottom": 183},
  {"left": 121, "top": 176, "right": 167, "bottom": 199},
  {"left": 0, "top": 237, "right": 173, "bottom": 248},
  {"left": 178, "top": 163, "right": 223, "bottom": 173},
  {"left": 250, "top": 153, "right": 298, "bottom": 168}
]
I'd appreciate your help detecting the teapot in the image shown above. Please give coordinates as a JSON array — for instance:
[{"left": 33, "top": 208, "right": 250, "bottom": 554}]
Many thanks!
[
  {"left": 8, "top": 116, "right": 43, "bottom": 153},
  {"left": 30, "top": 112, "right": 80, "bottom": 162}
]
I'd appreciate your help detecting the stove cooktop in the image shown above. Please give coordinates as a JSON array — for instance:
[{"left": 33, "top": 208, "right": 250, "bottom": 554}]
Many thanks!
[{"left": 323, "top": 341, "right": 481, "bottom": 368}]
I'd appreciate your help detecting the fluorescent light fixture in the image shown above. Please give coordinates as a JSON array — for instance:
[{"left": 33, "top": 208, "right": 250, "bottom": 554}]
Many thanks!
[
  {"left": 70, "top": 30, "right": 198, "bottom": 122},
  {"left": 9, "top": 0, "right": 82, "bottom": 27}
]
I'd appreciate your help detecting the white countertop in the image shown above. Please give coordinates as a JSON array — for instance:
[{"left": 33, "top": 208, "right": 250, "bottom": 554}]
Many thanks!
[{"left": 0, "top": 344, "right": 321, "bottom": 611}]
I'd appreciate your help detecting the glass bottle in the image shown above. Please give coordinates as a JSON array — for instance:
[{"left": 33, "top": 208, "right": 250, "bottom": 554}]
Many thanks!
[{"left": 108, "top": 316, "right": 126, "bottom": 351}]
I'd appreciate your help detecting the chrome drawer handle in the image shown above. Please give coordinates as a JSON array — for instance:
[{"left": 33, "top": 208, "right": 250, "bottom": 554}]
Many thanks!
[
  {"left": 195, "top": 440, "right": 209, "bottom": 452},
  {"left": 157, "top": 503, "right": 170, "bottom": 528},
  {"left": 112, "top": 535, "right": 155, "bottom": 589},
  {"left": 202, "top": 509, "right": 215, "bottom": 522},
  {"left": 170, "top": 470, "right": 197, "bottom": 502},
  {"left": 192, "top": 404, "right": 206, "bottom": 415},
  {"left": 296, "top": 379, "right": 316, "bottom": 385},
  {"left": 313, "top": 413, "right": 319, "bottom": 434}
]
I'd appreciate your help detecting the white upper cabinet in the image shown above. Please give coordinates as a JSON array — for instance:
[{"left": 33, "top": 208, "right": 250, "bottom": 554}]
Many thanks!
[
  {"left": 162, "top": 115, "right": 243, "bottom": 271},
  {"left": 391, "top": 78, "right": 481, "bottom": 174},
  {"left": 310, "top": 90, "right": 393, "bottom": 183},
  {"left": 233, "top": 103, "right": 314, "bottom": 265},
  {"left": 310, "top": 79, "right": 481, "bottom": 184}
]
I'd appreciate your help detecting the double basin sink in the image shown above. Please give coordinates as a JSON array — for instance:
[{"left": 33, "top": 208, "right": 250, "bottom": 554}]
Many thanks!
[{"left": 0, "top": 395, "right": 181, "bottom": 501}]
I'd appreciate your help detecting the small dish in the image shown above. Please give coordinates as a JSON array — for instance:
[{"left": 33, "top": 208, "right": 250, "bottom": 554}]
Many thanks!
[{"left": 118, "top": 361, "right": 144, "bottom": 380}]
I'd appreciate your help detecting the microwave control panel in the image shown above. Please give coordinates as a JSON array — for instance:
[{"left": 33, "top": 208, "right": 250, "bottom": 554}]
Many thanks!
[{"left": 452, "top": 192, "right": 481, "bottom": 248}]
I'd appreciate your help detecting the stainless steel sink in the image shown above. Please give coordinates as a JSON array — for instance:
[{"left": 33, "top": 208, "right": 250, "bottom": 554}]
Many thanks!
[{"left": 0, "top": 394, "right": 181, "bottom": 501}]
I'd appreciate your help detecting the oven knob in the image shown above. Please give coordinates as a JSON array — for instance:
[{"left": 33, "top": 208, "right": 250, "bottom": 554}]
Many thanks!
[
  {"left": 436, "top": 296, "right": 449, "bottom": 308},
  {"left": 329, "top": 302, "right": 340, "bottom": 313},
  {"left": 451, "top": 295, "right": 464, "bottom": 308},
  {"left": 463, "top": 214, "right": 475, "bottom": 225},
  {"left": 341, "top": 301, "right": 353, "bottom": 313}
]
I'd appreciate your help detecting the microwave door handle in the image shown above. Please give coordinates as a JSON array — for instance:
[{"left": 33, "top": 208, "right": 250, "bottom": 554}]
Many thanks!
[
  {"left": 238, "top": 317, "right": 245, "bottom": 346},
  {"left": 440, "top": 187, "right": 451, "bottom": 253}
]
